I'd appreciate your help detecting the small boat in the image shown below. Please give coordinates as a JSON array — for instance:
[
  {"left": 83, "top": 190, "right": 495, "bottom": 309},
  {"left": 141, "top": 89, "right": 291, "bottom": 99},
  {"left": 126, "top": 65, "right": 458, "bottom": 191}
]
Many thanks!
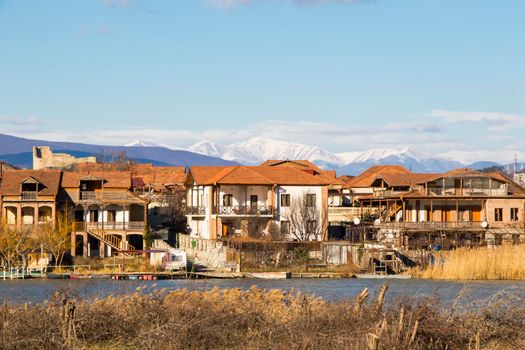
[
  {"left": 250, "top": 272, "right": 291, "bottom": 279},
  {"left": 91, "top": 274, "right": 111, "bottom": 279},
  {"left": 69, "top": 274, "right": 91, "bottom": 280},
  {"left": 47, "top": 273, "right": 70, "bottom": 279}
]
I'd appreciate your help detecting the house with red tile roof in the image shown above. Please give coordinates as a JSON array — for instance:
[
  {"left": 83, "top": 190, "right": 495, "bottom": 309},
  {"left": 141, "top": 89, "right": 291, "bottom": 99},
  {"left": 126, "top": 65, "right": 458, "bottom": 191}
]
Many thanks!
[
  {"left": 185, "top": 165, "right": 331, "bottom": 241},
  {"left": 354, "top": 166, "right": 525, "bottom": 249},
  {"left": 0, "top": 170, "right": 62, "bottom": 229},
  {"left": 61, "top": 170, "right": 148, "bottom": 257}
]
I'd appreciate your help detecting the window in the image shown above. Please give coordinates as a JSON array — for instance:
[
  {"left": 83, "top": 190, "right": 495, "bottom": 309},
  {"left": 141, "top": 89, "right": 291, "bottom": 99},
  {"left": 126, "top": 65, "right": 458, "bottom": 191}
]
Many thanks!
[
  {"left": 510, "top": 208, "right": 519, "bottom": 221},
  {"left": 307, "top": 220, "right": 317, "bottom": 234},
  {"left": 281, "top": 194, "right": 290, "bottom": 207},
  {"left": 280, "top": 221, "right": 290, "bottom": 235},
  {"left": 494, "top": 208, "right": 503, "bottom": 222},
  {"left": 306, "top": 194, "right": 316, "bottom": 207},
  {"left": 223, "top": 194, "right": 233, "bottom": 207}
]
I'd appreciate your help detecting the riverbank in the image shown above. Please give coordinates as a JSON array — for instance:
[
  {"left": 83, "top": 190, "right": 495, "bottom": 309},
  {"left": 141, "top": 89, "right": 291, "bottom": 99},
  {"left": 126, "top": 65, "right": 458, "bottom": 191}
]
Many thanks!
[{"left": 1, "top": 284, "right": 523, "bottom": 349}]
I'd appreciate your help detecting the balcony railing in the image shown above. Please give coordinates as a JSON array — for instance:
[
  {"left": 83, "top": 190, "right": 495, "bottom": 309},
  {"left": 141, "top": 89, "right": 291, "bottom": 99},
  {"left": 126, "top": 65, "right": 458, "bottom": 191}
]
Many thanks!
[
  {"left": 373, "top": 190, "right": 407, "bottom": 198},
  {"left": 218, "top": 205, "right": 273, "bottom": 216},
  {"left": 379, "top": 221, "right": 484, "bottom": 230},
  {"left": 72, "top": 221, "right": 145, "bottom": 232},
  {"left": 426, "top": 188, "right": 508, "bottom": 197},
  {"left": 21, "top": 191, "right": 37, "bottom": 200},
  {"left": 76, "top": 191, "right": 136, "bottom": 202},
  {"left": 187, "top": 206, "right": 206, "bottom": 215}
]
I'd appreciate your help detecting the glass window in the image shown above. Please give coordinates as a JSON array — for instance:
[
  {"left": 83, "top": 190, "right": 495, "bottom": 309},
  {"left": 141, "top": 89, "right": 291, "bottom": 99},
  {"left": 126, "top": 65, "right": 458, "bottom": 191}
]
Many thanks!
[
  {"left": 280, "top": 221, "right": 290, "bottom": 234},
  {"left": 281, "top": 194, "right": 290, "bottom": 207},
  {"left": 306, "top": 194, "right": 316, "bottom": 207},
  {"left": 494, "top": 208, "right": 503, "bottom": 222},
  {"left": 223, "top": 194, "right": 233, "bottom": 207}
]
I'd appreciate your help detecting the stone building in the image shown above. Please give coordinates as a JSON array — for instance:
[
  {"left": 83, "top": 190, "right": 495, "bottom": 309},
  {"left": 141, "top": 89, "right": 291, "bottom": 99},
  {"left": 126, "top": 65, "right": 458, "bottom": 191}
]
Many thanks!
[{"left": 33, "top": 146, "right": 96, "bottom": 170}]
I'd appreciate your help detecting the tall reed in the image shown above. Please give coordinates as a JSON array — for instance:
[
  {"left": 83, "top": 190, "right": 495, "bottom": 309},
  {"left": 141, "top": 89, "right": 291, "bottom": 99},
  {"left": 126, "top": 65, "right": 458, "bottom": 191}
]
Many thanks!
[
  {"left": 418, "top": 244, "right": 525, "bottom": 280},
  {"left": 0, "top": 286, "right": 523, "bottom": 349}
]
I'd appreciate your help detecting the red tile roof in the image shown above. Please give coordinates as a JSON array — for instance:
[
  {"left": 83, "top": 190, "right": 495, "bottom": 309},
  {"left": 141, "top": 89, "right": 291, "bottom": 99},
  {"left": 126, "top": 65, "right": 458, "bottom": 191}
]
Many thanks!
[
  {"left": 188, "top": 166, "right": 331, "bottom": 186},
  {"left": 346, "top": 165, "right": 415, "bottom": 188},
  {"left": 260, "top": 159, "right": 344, "bottom": 186},
  {"left": 62, "top": 171, "right": 131, "bottom": 188},
  {"left": 0, "top": 170, "right": 61, "bottom": 196}
]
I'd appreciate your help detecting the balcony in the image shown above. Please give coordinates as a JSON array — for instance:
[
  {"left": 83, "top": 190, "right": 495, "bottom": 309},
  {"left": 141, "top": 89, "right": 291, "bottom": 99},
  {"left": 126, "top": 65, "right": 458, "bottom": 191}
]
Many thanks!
[
  {"left": 187, "top": 206, "right": 206, "bottom": 215},
  {"left": 379, "top": 221, "right": 485, "bottom": 231},
  {"left": 76, "top": 191, "right": 135, "bottom": 202},
  {"left": 21, "top": 191, "right": 37, "bottom": 201},
  {"left": 373, "top": 190, "right": 407, "bottom": 198},
  {"left": 426, "top": 188, "right": 508, "bottom": 197},
  {"left": 218, "top": 205, "right": 273, "bottom": 216},
  {"left": 72, "top": 221, "right": 145, "bottom": 232}
]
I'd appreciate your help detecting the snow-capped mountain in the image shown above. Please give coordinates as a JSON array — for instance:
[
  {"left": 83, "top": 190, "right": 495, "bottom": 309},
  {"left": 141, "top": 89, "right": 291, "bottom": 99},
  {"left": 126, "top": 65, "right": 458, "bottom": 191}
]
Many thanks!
[
  {"left": 186, "top": 137, "right": 464, "bottom": 174},
  {"left": 125, "top": 140, "right": 162, "bottom": 147},
  {"left": 188, "top": 140, "right": 223, "bottom": 159},
  {"left": 220, "top": 137, "right": 342, "bottom": 166}
]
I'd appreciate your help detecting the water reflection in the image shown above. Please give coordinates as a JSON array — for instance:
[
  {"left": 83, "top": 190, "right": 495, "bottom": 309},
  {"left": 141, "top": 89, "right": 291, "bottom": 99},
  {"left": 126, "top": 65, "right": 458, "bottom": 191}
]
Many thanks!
[{"left": 1, "top": 278, "right": 523, "bottom": 306}]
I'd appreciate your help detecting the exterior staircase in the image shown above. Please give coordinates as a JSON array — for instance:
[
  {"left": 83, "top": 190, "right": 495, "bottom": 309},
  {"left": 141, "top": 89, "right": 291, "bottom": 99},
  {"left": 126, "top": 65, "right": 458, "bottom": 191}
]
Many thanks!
[
  {"left": 381, "top": 203, "right": 402, "bottom": 221},
  {"left": 86, "top": 229, "right": 135, "bottom": 257}
]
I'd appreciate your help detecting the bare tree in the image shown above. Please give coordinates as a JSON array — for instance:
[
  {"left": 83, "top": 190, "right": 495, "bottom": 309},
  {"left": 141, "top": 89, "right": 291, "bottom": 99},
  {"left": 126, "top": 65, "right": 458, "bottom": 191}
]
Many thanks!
[
  {"left": 34, "top": 211, "right": 72, "bottom": 267},
  {"left": 282, "top": 193, "right": 323, "bottom": 241},
  {"left": 265, "top": 221, "right": 285, "bottom": 241},
  {"left": 233, "top": 216, "right": 269, "bottom": 239},
  {"left": 149, "top": 189, "right": 187, "bottom": 245},
  {"left": 0, "top": 220, "right": 34, "bottom": 269}
]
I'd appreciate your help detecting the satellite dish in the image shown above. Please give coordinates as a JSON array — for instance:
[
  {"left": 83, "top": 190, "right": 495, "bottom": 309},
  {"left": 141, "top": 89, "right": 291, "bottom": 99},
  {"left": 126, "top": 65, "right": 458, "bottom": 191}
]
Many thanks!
[
  {"left": 481, "top": 221, "right": 488, "bottom": 228},
  {"left": 374, "top": 219, "right": 381, "bottom": 226},
  {"left": 353, "top": 217, "right": 361, "bottom": 225}
]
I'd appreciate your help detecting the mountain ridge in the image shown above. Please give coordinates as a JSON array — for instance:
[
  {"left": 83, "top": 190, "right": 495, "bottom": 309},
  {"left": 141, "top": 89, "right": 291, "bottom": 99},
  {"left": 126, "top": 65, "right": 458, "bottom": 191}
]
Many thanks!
[{"left": 0, "top": 133, "right": 507, "bottom": 175}]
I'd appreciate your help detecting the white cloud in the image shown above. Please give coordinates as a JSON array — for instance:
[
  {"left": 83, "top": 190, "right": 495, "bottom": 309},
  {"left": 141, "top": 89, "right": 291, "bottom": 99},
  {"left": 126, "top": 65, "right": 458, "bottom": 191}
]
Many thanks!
[
  {"left": 430, "top": 110, "right": 525, "bottom": 130},
  {"left": 0, "top": 115, "right": 41, "bottom": 126},
  {"left": 101, "top": 0, "right": 131, "bottom": 8},
  {"left": 209, "top": 0, "right": 368, "bottom": 9},
  {"left": 4, "top": 109, "right": 525, "bottom": 164}
]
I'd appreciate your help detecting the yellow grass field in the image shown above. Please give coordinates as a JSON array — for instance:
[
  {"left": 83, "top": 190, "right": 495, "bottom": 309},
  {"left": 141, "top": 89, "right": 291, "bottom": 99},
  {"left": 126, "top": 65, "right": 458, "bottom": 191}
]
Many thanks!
[{"left": 418, "top": 244, "right": 525, "bottom": 280}]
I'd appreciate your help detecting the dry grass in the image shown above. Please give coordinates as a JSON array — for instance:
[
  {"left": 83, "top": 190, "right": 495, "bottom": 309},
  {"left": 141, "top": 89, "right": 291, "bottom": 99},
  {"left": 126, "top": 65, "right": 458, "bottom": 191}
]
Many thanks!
[
  {"left": 0, "top": 285, "right": 523, "bottom": 349},
  {"left": 416, "top": 244, "right": 525, "bottom": 280}
]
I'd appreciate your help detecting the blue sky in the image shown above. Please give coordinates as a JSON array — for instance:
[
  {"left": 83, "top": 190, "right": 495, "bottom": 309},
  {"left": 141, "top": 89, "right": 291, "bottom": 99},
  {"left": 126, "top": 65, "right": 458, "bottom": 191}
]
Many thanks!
[{"left": 0, "top": 0, "right": 524, "bottom": 163}]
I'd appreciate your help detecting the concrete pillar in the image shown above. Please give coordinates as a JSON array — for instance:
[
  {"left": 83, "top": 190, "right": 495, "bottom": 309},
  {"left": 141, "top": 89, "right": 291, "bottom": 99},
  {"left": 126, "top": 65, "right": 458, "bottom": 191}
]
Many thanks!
[
  {"left": 16, "top": 205, "right": 22, "bottom": 230},
  {"left": 71, "top": 233, "right": 76, "bottom": 257},
  {"left": 83, "top": 234, "right": 88, "bottom": 258},
  {"left": 35, "top": 204, "right": 39, "bottom": 226},
  {"left": 100, "top": 241, "right": 106, "bottom": 258}
]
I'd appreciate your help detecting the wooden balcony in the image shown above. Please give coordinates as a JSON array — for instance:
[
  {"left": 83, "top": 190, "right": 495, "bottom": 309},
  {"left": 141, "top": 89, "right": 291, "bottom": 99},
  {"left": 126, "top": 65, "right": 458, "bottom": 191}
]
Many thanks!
[
  {"left": 75, "top": 191, "right": 139, "bottom": 202},
  {"left": 426, "top": 188, "right": 508, "bottom": 197},
  {"left": 72, "top": 221, "right": 145, "bottom": 232},
  {"left": 21, "top": 191, "right": 38, "bottom": 200},
  {"left": 379, "top": 221, "right": 485, "bottom": 231}
]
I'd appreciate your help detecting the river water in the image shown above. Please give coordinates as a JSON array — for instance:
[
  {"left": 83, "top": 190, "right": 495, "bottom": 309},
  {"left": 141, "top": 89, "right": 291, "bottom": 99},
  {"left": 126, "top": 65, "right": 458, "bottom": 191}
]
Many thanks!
[{"left": 1, "top": 278, "right": 524, "bottom": 307}]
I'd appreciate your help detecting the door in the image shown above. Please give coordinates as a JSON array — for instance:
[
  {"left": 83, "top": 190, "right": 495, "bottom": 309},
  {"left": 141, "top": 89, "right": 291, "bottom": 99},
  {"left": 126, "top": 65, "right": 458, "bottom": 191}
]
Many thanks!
[
  {"left": 455, "top": 179, "right": 462, "bottom": 195},
  {"left": 442, "top": 208, "right": 451, "bottom": 222},
  {"left": 472, "top": 206, "right": 482, "bottom": 221},
  {"left": 250, "top": 195, "right": 258, "bottom": 213},
  {"left": 89, "top": 210, "right": 99, "bottom": 222}
]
